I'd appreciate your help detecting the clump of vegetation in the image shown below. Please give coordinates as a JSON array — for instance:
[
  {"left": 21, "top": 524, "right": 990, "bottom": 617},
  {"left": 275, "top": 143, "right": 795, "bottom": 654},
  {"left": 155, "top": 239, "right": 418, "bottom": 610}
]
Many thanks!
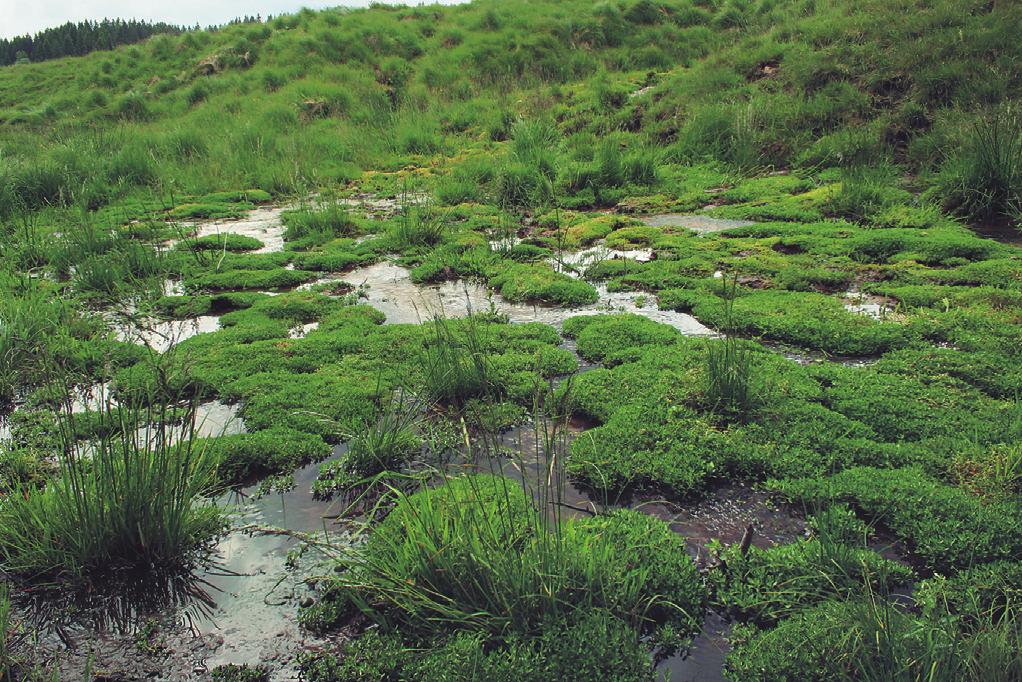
[
  {"left": 313, "top": 394, "right": 422, "bottom": 498},
  {"left": 704, "top": 277, "right": 757, "bottom": 418},
  {"left": 418, "top": 315, "right": 493, "bottom": 407},
  {"left": 388, "top": 203, "right": 448, "bottom": 248},
  {"left": 321, "top": 474, "right": 705, "bottom": 664},
  {"left": 937, "top": 106, "right": 1022, "bottom": 221},
  {"left": 200, "top": 428, "right": 331, "bottom": 485},
  {"left": 282, "top": 202, "right": 359, "bottom": 244},
  {"left": 489, "top": 263, "right": 598, "bottom": 306},
  {"left": 179, "top": 233, "right": 264, "bottom": 252},
  {"left": 0, "top": 397, "right": 223, "bottom": 580},
  {"left": 709, "top": 537, "right": 913, "bottom": 626},
  {"left": 771, "top": 467, "right": 1022, "bottom": 572}
]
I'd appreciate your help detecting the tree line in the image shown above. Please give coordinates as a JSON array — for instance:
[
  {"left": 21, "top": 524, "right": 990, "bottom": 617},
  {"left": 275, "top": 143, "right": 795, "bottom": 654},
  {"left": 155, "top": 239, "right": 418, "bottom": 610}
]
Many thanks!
[{"left": 0, "top": 19, "right": 185, "bottom": 66}]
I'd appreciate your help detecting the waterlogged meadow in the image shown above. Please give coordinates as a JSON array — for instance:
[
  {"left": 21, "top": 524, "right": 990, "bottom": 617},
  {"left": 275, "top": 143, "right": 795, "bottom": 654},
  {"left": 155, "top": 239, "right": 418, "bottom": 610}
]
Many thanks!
[{"left": 0, "top": 0, "right": 1021, "bottom": 680}]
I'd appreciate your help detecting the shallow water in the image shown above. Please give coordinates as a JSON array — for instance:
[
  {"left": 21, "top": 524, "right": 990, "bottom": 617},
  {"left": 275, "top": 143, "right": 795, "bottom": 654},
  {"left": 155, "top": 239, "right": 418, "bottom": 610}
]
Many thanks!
[
  {"left": 842, "top": 290, "right": 895, "bottom": 320},
  {"left": 639, "top": 214, "right": 755, "bottom": 234},
  {"left": 763, "top": 341, "right": 879, "bottom": 368},
  {"left": 23, "top": 448, "right": 343, "bottom": 680},
  {"left": 552, "top": 244, "right": 654, "bottom": 272},
  {"left": 187, "top": 205, "right": 289, "bottom": 254},
  {"left": 640, "top": 484, "right": 806, "bottom": 565},
  {"left": 191, "top": 452, "right": 346, "bottom": 675},
  {"left": 644, "top": 486, "right": 806, "bottom": 682},
  {"left": 970, "top": 216, "right": 1022, "bottom": 247},
  {"left": 309, "top": 260, "right": 715, "bottom": 335},
  {"left": 115, "top": 315, "right": 221, "bottom": 352},
  {"left": 657, "top": 610, "right": 731, "bottom": 682}
]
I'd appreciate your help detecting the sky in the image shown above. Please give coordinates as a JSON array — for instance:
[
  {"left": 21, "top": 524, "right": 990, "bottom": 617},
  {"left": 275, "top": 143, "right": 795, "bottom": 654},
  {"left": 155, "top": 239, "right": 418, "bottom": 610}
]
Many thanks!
[{"left": 0, "top": 1, "right": 464, "bottom": 40}]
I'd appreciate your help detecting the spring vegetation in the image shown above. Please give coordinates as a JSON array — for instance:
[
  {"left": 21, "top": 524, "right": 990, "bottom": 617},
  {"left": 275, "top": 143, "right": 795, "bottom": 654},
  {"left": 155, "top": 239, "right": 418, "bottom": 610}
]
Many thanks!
[{"left": 0, "top": 0, "right": 1021, "bottom": 679}]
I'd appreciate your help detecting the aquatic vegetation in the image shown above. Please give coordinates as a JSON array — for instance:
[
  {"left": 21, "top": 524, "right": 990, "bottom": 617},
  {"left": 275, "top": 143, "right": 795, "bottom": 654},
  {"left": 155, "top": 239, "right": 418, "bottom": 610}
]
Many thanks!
[
  {"left": 725, "top": 600, "right": 943, "bottom": 682},
  {"left": 569, "top": 401, "right": 725, "bottom": 500},
  {"left": 687, "top": 288, "right": 912, "bottom": 356},
  {"left": 917, "top": 560, "right": 1022, "bottom": 629},
  {"left": 178, "top": 233, "right": 264, "bottom": 252},
  {"left": 704, "top": 279, "right": 757, "bottom": 417},
  {"left": 299, "top": 613, "right": 655, "bottom": 682},
  {"left": 0, "top": 276, "right": 115, "bottom": 406},
  {"left": 0, "top": 399, "right": 223, "bottom": 580},
  {"left": 418, "top": 316, "right": 494, "bottom": 406},
  {"left": 388, "top": 203, "right": 448, "bottom": 248},
  {"left": 282, "top": 202, "right": 359, "bottom": 243},
  {"left": 709, "top": 537, "right": 913, "bottom": 626},
  {"left": 313, "top": 395, "right": 422, "bottom": 498},
  {"left": 200, "top": 427, "right": 331, "bottom": 485},
  {"left": 0, "top": 584, "right": 13, "bottom": 679},
  {"left": 185, "top": 267, "right": 319, "bottom": 292},
  {"left": 327, "top": 474, "right": 705, "bottom": 652},
  {"left": 489, "top": 263, "right": 598, "bottom": 306},
  {"left": 562, "top": 314, "right": 679, "bottom": 364}
]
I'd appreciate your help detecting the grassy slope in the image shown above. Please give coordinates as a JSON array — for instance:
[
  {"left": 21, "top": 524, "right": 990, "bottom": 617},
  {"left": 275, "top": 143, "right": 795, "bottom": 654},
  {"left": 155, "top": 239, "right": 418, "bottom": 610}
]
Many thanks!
[{"left": 0, "top": 0, "right": 1017, "bottom": 215}]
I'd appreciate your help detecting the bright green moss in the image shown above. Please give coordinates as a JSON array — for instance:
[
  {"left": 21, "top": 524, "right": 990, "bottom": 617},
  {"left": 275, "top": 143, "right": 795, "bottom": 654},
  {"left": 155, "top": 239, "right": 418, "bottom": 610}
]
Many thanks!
[
  {"left": 689, "top": 289, "right": 913, "bottom": 356},
  {"left": 185, "top": 268, "right": 319, "bottom": 292},
  {"left": 771, "top": 467, "right": 1022, "bottom": 572},
  {"left": 709, "top": 538, "right": 913, "bottom": 626},
  {"left": 198, "top": 428, "right": 332, "bottom": 484},
  {"left": 562, "top": 314, "right": 680, "bottom": 364},
  {"left": 724, "top": 600, "right": 938, "bottom": 682},
  {"left": 178, "top": 233, "right": 264, "bottom": 252},
  {"left": 569, "top": 401, "right": 727, "bottom": 499},
  {"left": 488, "top": 263, "right": 598, "bottom": 306}
]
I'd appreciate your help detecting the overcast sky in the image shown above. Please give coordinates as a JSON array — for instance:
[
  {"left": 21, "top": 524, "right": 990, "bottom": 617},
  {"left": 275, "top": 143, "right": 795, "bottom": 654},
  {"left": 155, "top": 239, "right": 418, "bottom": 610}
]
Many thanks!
[{"left": 1, "top": 1, "right": 464, "bottom": 40}]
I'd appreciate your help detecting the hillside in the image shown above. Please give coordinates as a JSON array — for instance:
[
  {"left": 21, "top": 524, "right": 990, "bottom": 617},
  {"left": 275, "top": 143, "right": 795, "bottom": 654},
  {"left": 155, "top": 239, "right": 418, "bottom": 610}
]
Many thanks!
[
  {"left": 0, "top": 0, "right": 1018, "bottom": 218},
  {"left": 0, "top": 1, "right": 1021, "bottom": 681}
]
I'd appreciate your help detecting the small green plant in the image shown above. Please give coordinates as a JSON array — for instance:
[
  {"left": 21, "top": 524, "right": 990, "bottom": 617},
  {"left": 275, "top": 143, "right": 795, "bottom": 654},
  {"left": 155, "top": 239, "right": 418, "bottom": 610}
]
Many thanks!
[
  {"left": 313, "top": 392, "right": 423, "bottom": 498},
  {"left": 705, "top": 275, "right": 756, "bottom": 418},
  {"left": 390, "top": 202, "right": 448, "bottom": 248},
  {"left": 418, "top": 315, "right": 492, "bottom": 406},
  {"left": 133, "top": 618, "right": 164, "bottom": 655}
]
